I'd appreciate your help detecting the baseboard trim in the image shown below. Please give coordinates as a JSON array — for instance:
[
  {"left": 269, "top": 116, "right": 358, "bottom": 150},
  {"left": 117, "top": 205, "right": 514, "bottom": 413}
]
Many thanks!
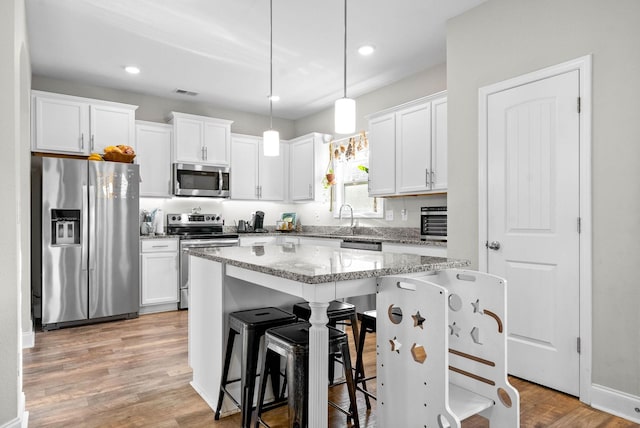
[
  {"left": 591, "top": 383, "right": 640, "bottom": 424},
  {"left": 22, "top": 327, "right": 34, "bottom": 349},
  {"left": 0, "top": 392, "right": 26, "bottom": 428}
]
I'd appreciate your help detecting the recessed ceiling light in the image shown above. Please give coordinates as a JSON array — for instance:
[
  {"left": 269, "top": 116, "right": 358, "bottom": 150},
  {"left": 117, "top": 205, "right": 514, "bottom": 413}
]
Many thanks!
[
  {"left": 268, "top": 95, "right": 280, "bottom": 102},
  {"left": 124, "top": 66, "right": 140, "bottom": 74},
  {"left": 358, "top": 45, "right": 375, "bottom": 56}
]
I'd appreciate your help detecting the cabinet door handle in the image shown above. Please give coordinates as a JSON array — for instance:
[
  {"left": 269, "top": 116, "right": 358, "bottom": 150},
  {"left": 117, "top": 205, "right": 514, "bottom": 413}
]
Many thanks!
[
  {"left": 91, "top": 134, "right": 95, "bottom": 152},
  {"left": 81, "top": 133, "right": 84, "bottom": 150},
  {"left": 151, "top": 245, "right": 170, "bottom": 248},
  {"left": 259, "top": 186, "right": 262, "bottom": 199},
  {"left": 431, "top": 170, "right": 435, "bottom": 186},
  {"left": 425, "top": 169, "right": 430, "bottom": 187},
  {"left": 201, "top": 146, "right": 204, "bottom": 160},
  {"left": 308, "top": 184, "right": 312, "bottom": 198},
  {"left": 256, "top": 185, "right": 260, "bottom": 198},
  {"left": 204, "top": 146, "right": 208, "bottom": 160}
]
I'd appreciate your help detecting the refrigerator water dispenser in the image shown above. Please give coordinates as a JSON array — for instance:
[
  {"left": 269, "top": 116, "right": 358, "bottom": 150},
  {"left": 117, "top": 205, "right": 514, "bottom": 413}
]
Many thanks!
[{"left": 51, "top": 209, "right": 80, "bottom": 246}]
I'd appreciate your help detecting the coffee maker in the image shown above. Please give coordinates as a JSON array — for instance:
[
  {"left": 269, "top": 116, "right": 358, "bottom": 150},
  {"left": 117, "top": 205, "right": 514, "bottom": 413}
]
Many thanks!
[{"left": 252, "top": 211, "right": 266, "bottom": 232}]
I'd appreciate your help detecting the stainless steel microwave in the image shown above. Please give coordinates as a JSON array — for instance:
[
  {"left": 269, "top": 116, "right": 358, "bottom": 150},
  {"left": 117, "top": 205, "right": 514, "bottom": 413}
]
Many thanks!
[{"left": 173, "top": 163, "right": 230, "bottom": 198}]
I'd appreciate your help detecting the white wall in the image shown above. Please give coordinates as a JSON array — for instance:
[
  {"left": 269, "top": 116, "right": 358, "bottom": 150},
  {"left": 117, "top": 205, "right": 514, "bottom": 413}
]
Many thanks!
[
  {"left": 0, "top": 0, "right": 29, "bottom": 425},
  {"left": 447, "top": 0, "right": 640, "bottom": 397}
]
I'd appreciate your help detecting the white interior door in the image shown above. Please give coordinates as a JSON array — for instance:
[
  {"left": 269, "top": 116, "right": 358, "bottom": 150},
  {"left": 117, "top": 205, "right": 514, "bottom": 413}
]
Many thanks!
[{"left": 486, "top": 70, "right": 581, "bottom": 396}]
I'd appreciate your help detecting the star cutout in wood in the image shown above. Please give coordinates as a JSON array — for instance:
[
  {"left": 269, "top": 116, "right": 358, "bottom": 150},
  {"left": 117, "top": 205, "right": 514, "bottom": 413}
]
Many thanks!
[
  {"left": 449, "top": 322, "right": 461, "bottom": 337},
  {"left": 412, "top": 311, "right": 426, "bottom": 329},
  {"left": 389, "top": 336, "right": 402, "bottom": 353},
  {"left": 471, "top": 298, "right": 482, "bottom": 313}
]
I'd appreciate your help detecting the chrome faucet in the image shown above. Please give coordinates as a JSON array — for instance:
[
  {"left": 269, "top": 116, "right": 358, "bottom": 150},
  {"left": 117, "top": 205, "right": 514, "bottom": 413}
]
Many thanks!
[{"left": 338, "top": 204, "right": 354, "bottom": 230}]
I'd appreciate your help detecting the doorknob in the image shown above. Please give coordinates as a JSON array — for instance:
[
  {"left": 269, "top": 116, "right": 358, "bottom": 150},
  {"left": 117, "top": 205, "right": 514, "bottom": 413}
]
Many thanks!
[{"left": 487, "top": 241, "right": 501, "bottom": 250}]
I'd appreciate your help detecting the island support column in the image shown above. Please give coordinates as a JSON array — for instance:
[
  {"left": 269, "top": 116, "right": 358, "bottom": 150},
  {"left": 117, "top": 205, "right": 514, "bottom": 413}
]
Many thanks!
[{"left": 307, "top": 301, "right": 330, "bottom": 428}]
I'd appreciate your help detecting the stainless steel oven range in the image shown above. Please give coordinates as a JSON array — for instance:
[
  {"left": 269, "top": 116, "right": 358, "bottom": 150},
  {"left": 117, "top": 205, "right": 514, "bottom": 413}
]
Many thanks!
[{"left": 167, "top": 213, "right": 239, "bottom": 309}]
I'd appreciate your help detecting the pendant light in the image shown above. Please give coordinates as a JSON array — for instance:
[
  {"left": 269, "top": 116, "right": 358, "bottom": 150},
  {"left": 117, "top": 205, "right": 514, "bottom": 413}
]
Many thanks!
[
  {"left": 263, "top": 0, "right": 280, "bottom": 156},
  {"left": 334, "top": 0, "right": 355, "bottom": 134}
]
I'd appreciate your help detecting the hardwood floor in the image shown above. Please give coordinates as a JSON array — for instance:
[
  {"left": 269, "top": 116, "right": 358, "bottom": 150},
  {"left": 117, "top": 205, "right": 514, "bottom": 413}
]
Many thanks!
[{"left": 23, "top": 310, "right": 637, "bottom": 427}]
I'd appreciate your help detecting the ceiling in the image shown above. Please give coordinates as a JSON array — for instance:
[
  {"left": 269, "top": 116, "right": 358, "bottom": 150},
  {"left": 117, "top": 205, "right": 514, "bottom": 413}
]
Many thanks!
[{"left": 26, "top": 0, "right": 485, "bottom": 120}]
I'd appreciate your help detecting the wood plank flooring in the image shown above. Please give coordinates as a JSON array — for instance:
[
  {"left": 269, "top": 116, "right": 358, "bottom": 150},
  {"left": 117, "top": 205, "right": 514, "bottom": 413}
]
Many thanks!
[{"left": 23, "top": 310, "right": 638, "bottom": 427}]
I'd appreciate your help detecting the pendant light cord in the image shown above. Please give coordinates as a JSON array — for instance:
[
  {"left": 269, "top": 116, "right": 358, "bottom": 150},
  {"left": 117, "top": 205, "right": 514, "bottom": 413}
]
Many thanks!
[
  {"left": 269, "top": 0, "right": 274, "bottom": 129},
  {"left": 343, "top": 0, "right": 347, "bottom": 99}
]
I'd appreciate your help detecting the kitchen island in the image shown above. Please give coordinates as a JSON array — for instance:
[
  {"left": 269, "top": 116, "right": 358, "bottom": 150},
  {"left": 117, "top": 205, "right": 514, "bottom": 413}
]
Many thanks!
[{"left": 187, "top": 243, "right": 469, "bottom": 427}]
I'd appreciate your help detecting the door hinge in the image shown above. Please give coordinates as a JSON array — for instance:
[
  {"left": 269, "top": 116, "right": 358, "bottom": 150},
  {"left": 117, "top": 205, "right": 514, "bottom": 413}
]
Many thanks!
[
  {"left": 577, "top": 337, "right": 581, "bottom": 354},
  {"left": 577, "top": 217, "right": 582, "bottom": 233},
  {"left": 577, "top": 97, "right": 581, "bottom": 113}
]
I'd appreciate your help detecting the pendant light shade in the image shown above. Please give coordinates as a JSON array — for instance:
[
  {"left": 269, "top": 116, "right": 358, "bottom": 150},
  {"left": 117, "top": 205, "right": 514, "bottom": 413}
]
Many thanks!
[
  {"left": 263, "top": 129, "right": 280, "bottom": 156},
  {"left": 264, "top": 0, "right": 279, "bottom": 156},
  {"left": 335, "top": 0, "right": 355, "bottom": 135},
  {"left": 335, "top": 97, "right": 356, "bottom": 134}
]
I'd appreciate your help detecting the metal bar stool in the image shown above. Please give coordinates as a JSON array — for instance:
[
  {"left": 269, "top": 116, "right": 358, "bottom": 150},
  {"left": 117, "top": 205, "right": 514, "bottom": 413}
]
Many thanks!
[
  {"left": 254, "top": 322, "right": 360, "bottom": 428},
  {"left": 215, "top": 307, "right": 297, "bottom": 428},
  {"left": 292, "top": 300, "right": 359, "bottom": 384},
  {"left": 354, "top": 310, "right": 377, "bottom": 409}
]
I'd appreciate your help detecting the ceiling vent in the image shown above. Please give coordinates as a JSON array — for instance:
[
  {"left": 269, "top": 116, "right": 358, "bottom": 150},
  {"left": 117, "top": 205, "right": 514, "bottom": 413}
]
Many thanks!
[{"left": 175, "top": 88, "right": 198, "bottom": 96}]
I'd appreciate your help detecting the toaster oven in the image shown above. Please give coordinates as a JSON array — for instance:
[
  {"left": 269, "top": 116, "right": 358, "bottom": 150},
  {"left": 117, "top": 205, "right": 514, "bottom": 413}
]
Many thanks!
[{"left": 420, "top": 206, "right": 447, "bottom": 241}]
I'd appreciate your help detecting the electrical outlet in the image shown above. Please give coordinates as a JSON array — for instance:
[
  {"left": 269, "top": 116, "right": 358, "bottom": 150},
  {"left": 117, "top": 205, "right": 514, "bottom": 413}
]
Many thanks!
[
  {"left": 385, "top": 210, "right": 394, "bottom": 221},
  {"left": 401, "top": 209, "right": 408, "bottom": 221}
]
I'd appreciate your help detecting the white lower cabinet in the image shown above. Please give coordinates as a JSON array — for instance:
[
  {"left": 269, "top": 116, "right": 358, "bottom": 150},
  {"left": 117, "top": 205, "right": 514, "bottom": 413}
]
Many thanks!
[
  {"left": 382, "top": 242, "right": 447, "bottom": 257},
  {"left": 140, "top": 238, "right": 179, "bottom": 314}
]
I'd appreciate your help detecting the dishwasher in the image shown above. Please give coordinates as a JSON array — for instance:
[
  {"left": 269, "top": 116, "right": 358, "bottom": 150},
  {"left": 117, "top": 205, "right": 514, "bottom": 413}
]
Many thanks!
[{"left": 340, "top": 239, "right": 382, "bottom": 311}]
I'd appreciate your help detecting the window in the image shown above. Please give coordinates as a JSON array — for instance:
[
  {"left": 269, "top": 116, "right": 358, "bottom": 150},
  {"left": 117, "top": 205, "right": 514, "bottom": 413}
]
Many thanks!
[{"left": 330, "top": 133, "right": 383, "bottom": 218}]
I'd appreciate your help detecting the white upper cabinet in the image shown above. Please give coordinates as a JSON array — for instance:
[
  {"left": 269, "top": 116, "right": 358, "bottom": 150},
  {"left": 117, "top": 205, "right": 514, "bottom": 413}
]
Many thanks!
[
  {"left": 430, "top": 96, "right": 448, "bottom": 191},
  {"left": 367, "top": 92, "right": 447, "bottom": 196},
  {"left": 259, "top": 140, "right": 285, "bottom": 201},
  {"left": 230, "top": 134, "right": 260, "bottom": 200},
  {"left": 368, "top": 112, "right": 396, "bottom": 196},
  {"left": 230, "top": 134, "right": 284, "bottom": 201},
  {"left": 136, "top": 121, "right": 173, "bottom": 198},
  {"left": 31, "top": 90, "right": 137, "bottom": 155},
  {"left": 395, "top": 101, "right": 432, "bottom": 194},
  {"left": 169, "top": 112, "right": 232, "bottom": 166},
  {"left": 289, "top": 133, "right": 324, "bottom": 201}
]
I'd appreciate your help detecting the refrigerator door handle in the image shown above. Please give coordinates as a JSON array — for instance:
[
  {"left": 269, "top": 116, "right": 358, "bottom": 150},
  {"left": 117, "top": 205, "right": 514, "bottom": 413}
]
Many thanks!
[
  {"left": 88, "top": 184, "right": 96, "bottom": 271},
  {"left": 81, "top": 184, "right": 88, "bottom": 271}
]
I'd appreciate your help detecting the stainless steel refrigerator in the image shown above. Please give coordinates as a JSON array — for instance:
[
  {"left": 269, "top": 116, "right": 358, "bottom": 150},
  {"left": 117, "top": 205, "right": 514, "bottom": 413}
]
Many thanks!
[{"left": 32, "top": 156, "right": 140, "bottom": 330}]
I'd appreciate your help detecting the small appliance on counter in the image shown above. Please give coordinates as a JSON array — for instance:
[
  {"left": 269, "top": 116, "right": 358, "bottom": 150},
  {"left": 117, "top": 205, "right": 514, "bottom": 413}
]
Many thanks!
[
  {"left": 420, "top": 206, "right": 448, "bottom": 241},
  {"left": 237, "top": 211, "right": 267, "bottom": 233},
  {"left": 252, "top": 211, "right": 266, "bottom": 232}
]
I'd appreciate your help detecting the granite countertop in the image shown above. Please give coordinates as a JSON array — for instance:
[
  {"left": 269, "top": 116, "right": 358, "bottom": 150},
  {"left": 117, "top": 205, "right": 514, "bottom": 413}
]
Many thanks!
[
  {"left": 236, "top": 232, "right": 447, "bottom": 247},
  {"left": 140, "top": 232, "right": 446, "bottom": 247},
  {"left": 189, "top": 244, "right": 468, "bottom": 284},
  {"left": 139, "top": 234, "right": 179, "bottom": 240}
]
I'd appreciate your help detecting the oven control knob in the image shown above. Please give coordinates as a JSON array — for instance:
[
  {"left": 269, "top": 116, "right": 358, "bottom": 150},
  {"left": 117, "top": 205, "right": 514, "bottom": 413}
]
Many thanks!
[
  {"left": 171, "top": 216, "right": 176, "bottom": 221},
  {"left": 216, "top": 216, "right": 221, "bottom": 221},
  {"left": 177, "top": 215, "right": 181, "bottom": 221}
]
